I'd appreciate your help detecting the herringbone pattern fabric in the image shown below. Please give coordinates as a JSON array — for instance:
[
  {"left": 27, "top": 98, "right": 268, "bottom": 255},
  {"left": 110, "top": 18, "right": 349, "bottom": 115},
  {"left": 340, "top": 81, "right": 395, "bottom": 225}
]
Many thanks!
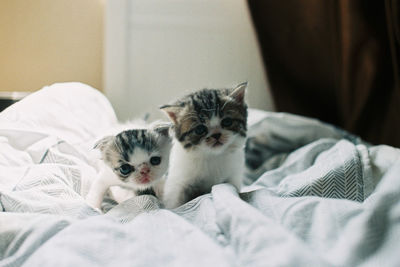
[{"left": 283, "top": 142, "right": 364, "bottom": 202}]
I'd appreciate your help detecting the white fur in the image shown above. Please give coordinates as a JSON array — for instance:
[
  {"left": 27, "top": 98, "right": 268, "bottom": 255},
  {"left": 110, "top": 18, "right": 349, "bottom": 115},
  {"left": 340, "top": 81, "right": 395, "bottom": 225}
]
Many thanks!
[
  {"left": 86, "top": 121, "right": 170, "bottom": 210},
  {"left": 86, "top": 161, "right": 130, "bottom": 209},
  {"left": 86, "top": 153, "right": 168, "bottom": 209},
  {"left": 163, "top": 121, "right": 245, "bottom": 209}
]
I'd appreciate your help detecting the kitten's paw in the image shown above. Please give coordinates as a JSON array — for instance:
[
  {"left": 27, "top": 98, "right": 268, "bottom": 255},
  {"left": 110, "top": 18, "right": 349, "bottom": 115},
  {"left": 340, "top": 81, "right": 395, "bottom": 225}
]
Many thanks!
[
  {"left": 93, "top": 207, "right": 103, "bottom": 214},
  {"left": 162, "top": 195, "right": 183, "bottom": 209}
]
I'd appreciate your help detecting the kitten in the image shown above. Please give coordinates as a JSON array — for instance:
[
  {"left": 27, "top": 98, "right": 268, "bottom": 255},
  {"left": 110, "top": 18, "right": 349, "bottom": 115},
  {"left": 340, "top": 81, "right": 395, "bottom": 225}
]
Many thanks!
[
  {"left": 160, "top": 82, "right": 248, "bottom": 208},
  {"left": 86, "top": 123, "right": 171, "bottom": 209}
]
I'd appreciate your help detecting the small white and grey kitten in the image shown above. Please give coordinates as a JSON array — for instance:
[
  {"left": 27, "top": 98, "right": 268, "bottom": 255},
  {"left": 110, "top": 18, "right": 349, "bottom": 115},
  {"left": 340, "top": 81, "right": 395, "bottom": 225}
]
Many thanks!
[
  {"left": 160, "top": 82, "right": 248, "bottom": 208},
  {"left": 86, "top": 123, "right": 171, "bottom": 209}
]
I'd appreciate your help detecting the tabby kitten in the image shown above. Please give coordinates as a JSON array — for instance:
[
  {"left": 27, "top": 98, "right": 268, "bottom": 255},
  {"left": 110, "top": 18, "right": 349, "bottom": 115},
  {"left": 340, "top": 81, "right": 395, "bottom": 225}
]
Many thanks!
[
  {"left": 86, "top": 124, "right": 171, "bottom": 209},
  {"left": 160, "top": 83, "right": 248, "bottom": 208}
]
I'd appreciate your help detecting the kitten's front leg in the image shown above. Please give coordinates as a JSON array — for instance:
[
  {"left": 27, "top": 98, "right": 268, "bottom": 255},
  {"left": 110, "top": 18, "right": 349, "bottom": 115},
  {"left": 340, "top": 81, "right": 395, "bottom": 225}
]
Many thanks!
[
  {"left": 227, "top": 154, "right": 244, "bottom": 192},
  {"left": 86, "top": 178, "right": 109, "bottom": 209},
  {"left": 227, "top": 174, "right": 242, "bottom": 193},
  {"left": 153, "top": 178, "right": 166, "bottom": 199},
  {"left": 86, "top": 167, "right": 115, "bottom": 209},
  {"left": 162, "top": 180, "right": 186, "bottom": 209}
]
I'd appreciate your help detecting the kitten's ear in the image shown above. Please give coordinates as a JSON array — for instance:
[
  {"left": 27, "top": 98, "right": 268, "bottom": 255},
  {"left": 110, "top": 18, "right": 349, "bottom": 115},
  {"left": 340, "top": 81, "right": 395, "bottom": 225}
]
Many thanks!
[
  {"left": 93, "top": 136, "right": 114, "bottom": 152},
  {"left": 159, "top": 104, "right": 183, "bottom": 124},
  {"left": 229, "top": 82, "right": 247, "bottom": 105},
  {"left": 153, "top": 123, "right": 172, "bottom": 137}
]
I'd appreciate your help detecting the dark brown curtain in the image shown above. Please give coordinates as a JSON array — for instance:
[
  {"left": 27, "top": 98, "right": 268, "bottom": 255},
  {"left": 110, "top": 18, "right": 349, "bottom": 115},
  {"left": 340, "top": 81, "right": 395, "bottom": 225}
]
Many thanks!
[{"left": 247, "top": 0, "right": 400, "bottom": 147}]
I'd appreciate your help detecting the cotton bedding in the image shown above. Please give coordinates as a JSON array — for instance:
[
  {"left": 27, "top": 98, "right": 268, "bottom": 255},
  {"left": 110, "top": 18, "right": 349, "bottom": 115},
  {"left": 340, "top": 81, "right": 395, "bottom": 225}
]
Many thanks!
[{"left": 0, "top": 83, "right": 399, "bottom": 267}]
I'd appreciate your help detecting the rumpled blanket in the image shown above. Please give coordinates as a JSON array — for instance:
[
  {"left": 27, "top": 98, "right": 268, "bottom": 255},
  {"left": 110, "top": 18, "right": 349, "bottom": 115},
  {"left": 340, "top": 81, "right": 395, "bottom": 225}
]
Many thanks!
[{"left": 0, "top": 83, "right": 399, "bottom": 267}]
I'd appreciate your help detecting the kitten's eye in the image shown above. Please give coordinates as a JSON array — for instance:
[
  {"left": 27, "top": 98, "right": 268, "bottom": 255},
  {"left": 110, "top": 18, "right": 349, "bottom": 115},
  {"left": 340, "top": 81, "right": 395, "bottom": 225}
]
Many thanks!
[
  {"left": 221, "top": 118, "right": 233, "bottom": 127},
  {"left": 150, "top": 156, "right": 161, "bottom": 166},
  {"left": 194, "top": 125, "right": 208, "bottom": 135},
  {"left": 119, "top": 164, "right": 133, "bottom": 176}
]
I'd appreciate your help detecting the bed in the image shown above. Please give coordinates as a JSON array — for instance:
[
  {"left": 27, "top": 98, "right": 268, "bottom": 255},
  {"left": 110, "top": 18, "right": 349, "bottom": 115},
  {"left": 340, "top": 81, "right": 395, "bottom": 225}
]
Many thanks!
[{"left": 1, "top": 83, "right": 399, "bottom": 266}]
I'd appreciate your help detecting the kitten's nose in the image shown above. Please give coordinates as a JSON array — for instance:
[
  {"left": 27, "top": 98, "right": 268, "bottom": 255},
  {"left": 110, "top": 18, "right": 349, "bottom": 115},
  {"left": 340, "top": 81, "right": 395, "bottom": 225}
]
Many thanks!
[
  {"left": 211, "top": 133, "right": 221, "bottom": 140},
  {"left": 140, "top": 167, "right": 150, "bottom": 175}
]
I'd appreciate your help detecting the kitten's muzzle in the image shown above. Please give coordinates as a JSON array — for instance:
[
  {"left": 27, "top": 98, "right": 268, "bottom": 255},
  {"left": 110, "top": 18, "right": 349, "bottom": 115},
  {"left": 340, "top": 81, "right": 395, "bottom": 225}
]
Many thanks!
[
  {"left": 140, "top": 166, "right": 150, "bottom": 175},
  {"left": 211, "top": 133, "right": 221, "bottom": 140},
  {"left": 206, "top": 132, "right": 226, "bottom": 147},
  {"left": 136, "top": 164, "right": 152, "bottom": 184}
]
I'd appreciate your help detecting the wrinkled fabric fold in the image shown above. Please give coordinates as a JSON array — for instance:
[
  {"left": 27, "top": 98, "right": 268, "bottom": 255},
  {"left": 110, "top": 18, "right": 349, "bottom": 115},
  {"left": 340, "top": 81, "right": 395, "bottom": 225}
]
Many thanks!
[{"left": 1, "top": 83, "right": 399, "bottom": 266}]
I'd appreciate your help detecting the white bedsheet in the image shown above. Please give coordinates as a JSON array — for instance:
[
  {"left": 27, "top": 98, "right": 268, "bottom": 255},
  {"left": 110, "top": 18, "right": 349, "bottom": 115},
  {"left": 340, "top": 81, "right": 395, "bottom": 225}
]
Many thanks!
[{"left": 0, "top": 83, "right": 399, "bottom": 267}]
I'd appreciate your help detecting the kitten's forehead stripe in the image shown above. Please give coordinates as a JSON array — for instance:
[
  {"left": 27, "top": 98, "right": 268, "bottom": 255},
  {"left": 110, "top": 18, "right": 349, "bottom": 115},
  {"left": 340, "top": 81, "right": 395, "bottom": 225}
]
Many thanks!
[
  {"left": 118, "top": 133, "right": 131, "bottom": 161},
  {"left": 189, "top": 89, "right": 221, "bottom": 119},
  {"left": 115, "top": 129, "right": 159, "bottom": 159},
  {"left": 213, "top": 90, "right": 221, "bottom": 117}
]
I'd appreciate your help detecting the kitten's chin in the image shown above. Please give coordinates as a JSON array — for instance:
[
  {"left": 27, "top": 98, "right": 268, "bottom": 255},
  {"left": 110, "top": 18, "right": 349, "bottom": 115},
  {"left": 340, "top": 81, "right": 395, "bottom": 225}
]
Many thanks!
[
  {"left": 139, "top": 176, "right": 151, "bottom": 184},
  {"left": 206, "top": 135, "right": 245, "bottom": 154},
  {"left": 201, "top": 140, "right": 230, "bottom": 154},
  {"left": 131, "top": 176, "right": 160, "bottom": 190},
  {"left": 133, "top": 181, "right": 155, "bottom": 190},
  {"left": 206, "top": 143, "right": 227, "bottom": 154}
]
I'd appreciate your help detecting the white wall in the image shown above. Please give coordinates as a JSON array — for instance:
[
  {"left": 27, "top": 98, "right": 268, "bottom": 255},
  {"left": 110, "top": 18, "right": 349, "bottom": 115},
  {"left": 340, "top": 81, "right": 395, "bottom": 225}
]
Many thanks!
[{"left": 105, "top": 0, "right": 274, "bottom": 121}]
